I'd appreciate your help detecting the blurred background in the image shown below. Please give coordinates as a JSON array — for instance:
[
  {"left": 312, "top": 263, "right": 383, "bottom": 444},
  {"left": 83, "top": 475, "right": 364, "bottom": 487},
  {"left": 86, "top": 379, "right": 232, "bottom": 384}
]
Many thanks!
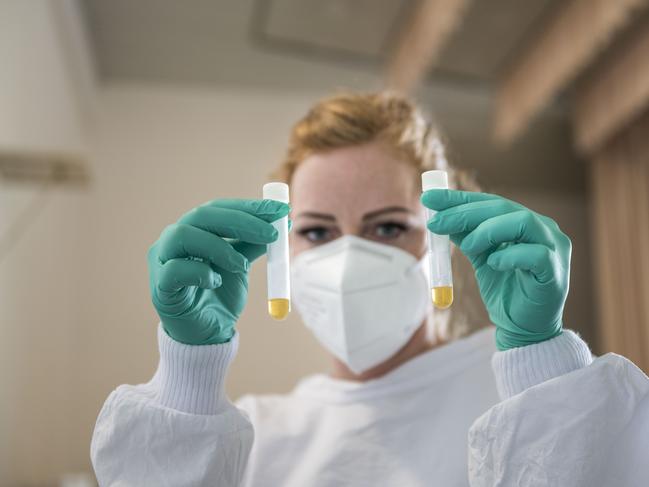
[{"left": 1, "top": 0, "right": 648, "bottom": 485}]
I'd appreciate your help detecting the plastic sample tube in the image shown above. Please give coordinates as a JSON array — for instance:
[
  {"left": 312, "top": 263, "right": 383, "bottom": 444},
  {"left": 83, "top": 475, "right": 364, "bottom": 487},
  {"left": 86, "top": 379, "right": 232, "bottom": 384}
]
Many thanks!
[
  {"left": 421, "top": 170, "right": 453, "bottom": 309},
  {"left": 263, "top": 182, "right": 291, "bottom": 320}
]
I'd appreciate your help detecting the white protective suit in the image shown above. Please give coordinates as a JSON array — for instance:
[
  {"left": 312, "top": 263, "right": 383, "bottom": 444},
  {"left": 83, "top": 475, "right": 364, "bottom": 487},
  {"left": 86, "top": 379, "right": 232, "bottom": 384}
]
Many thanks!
[{"left": 91, "top": 326, "right": 649, "bottom": 486}]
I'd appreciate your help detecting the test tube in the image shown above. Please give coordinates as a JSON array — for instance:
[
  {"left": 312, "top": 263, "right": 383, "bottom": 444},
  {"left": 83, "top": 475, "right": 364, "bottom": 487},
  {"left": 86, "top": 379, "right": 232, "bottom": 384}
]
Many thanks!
[
  {"left": 421, "top": 170, "right": 453, "bottom": 309},
  {"left": 263, "top": 182, "right": 291, "bottom": 320}
]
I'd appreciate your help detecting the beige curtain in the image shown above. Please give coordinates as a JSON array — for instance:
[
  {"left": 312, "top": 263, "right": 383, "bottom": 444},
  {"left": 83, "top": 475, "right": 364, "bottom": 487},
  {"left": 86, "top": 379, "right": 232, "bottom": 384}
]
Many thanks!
[{"left": 591, "top": 109, "right": 649, "bottom": 372}]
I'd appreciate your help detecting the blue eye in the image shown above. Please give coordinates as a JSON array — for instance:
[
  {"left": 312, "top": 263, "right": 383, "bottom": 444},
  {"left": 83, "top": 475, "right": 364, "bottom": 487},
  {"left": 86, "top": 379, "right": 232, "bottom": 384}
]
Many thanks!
[
  {"left": 298, "top": 227, "right": 333, "bottom": 243},
  {"left": 373, "top": 222, "right": 407, "bottom": 240}
]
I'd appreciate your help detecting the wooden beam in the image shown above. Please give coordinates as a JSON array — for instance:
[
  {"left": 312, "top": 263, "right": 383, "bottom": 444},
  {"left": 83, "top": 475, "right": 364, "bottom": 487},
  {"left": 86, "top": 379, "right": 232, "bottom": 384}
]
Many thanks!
[
  {"left": 386, "top": 0, "right": 471, "bottom": 93},
  {"left": 574, "top": 21, "right": 649, "bottom": 154},
  {"left": 494, "top": 0, "right": 647, "bottom": 145},
  {"left": 590, "top": 110, "right": 649, "bottom": 371}
]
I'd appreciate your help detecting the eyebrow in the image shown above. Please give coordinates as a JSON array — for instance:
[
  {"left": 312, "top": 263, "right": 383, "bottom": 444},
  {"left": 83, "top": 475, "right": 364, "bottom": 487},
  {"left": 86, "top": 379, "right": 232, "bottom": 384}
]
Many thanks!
[
  {"left": 362, "top": 206, "right": 413, "bottom": 221},
  {"left": 294, "top": 211, "right": 336, "bottom": 221},
  {"left": 295, "top": 206, "right": 413, "bottom": 222}
]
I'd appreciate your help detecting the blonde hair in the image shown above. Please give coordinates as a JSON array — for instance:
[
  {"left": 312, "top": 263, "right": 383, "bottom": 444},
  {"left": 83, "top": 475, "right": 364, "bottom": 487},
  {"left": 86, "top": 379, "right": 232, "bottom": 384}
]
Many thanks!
[
  {"left": 273, "top": 91, "right": 488, "bottom": 340},
  {"left": 273, "top": 91, "right": 450, "bottom": 184}
]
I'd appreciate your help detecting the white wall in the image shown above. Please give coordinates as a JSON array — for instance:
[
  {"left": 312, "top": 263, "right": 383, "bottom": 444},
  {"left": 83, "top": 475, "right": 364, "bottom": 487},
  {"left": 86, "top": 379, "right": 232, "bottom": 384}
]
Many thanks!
[
  {"left": 0, "top": 0, "right": 87, "bottom": 156},
  {"left": 0, "top": 2, "right": 94, "bottom": 484},
  {"left": 0, "top": 82, "right": 595, "bottom": 485},
  {"left": 0, "top": 184, "right": 85, "bottom": 485}
]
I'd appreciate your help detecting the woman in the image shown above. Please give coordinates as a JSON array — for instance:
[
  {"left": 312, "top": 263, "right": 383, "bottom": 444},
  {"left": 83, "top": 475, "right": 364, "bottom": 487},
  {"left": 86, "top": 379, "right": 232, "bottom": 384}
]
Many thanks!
[{"left": 91, "top": 93, "right": 649, "bottom": 486}]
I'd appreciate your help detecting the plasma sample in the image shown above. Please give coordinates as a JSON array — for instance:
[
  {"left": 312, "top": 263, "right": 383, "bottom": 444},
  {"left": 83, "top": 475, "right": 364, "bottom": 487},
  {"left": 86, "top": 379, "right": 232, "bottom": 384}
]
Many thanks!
[
  {"left": 268, "top": 298, "right": 291, "bottom": 321},
  {"left": 421, "top": 170, "right": 454, "bottom": 310},
  {"left": 263, "top": 182, "right": 291, "bottom": 321},
  {"left": 432, "top": 286, "right": 453, "bottom": 310}
]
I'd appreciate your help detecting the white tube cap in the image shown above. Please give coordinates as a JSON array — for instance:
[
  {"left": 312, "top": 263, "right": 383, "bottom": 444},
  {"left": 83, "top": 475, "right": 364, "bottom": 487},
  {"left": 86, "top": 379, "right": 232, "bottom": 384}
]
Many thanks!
[
  {"left": 263, "top": 182, "right": 290, "bottom": 203},
  {"left": 421, "top": 170, "right": 449, "bottom": 191}
]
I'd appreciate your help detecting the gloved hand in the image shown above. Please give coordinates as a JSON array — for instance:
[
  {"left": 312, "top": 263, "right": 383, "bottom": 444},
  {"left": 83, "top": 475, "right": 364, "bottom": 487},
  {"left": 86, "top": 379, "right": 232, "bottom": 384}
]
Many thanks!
[
  {"left": 148, "top": 199, "right": 290, "bottom": 345},
  {"left": 421, "top": 189, "right": 570, "bottom": 351}
]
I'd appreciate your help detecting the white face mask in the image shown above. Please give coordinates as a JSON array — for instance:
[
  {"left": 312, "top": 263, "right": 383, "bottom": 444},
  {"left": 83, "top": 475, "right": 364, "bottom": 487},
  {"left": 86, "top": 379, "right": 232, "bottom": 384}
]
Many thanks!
[{"left": 291, "top": 235, "right": 430, "bottom": 374}]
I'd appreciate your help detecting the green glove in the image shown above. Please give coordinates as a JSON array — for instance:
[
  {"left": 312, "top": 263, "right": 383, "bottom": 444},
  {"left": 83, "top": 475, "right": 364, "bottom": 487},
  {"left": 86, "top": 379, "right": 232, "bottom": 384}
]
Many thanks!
[
  {"left": 421, "top": 189, "right": 570, "bottom": 351},
  {"left": 148, "top": 199, "right": 289, "bottom": 345}
]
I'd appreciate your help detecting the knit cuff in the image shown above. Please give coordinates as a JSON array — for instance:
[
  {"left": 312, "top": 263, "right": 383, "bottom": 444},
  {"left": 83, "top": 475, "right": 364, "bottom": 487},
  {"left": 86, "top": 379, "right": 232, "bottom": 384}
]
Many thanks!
[
  {"left": 153, "top": 324, "right": 238, "bottom": 415},
  {"left": 491, "top": 330, "right": 593, "bottom": 400}
]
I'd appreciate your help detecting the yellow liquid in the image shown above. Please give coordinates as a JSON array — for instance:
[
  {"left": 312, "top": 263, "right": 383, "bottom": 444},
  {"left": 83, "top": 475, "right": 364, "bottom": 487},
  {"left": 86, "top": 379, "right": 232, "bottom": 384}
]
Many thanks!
[
  {"left": 432, "top": 286, "right": 453, "bottom": 310},
  {"left": 268, "top": 298, "right": 290, "bottom": 321}
]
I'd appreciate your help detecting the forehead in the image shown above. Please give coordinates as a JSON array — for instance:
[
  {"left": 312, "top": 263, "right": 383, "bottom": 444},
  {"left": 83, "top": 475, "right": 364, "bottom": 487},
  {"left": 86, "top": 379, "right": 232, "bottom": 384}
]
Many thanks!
[{"left": 290, "top": 142, "right": 420, "bottom": 214}]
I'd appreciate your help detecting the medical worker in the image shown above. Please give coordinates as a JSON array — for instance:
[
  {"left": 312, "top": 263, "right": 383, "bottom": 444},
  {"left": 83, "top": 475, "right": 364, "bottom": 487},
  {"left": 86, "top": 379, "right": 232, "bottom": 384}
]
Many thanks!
[{"left": 91, "top": 92, "right": 649, "bottom": 486}]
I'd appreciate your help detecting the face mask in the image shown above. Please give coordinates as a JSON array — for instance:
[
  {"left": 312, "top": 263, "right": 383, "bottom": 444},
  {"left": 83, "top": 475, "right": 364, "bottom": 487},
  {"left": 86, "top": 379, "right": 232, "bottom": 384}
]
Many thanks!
[{"left": 291, "top": 235, "right": 430, "bottom": 374}]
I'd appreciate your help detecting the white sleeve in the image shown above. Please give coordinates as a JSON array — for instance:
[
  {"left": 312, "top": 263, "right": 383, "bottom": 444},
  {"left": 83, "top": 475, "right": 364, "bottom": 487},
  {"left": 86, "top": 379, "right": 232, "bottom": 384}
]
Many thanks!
[
  {"left": 490, "top": 329, "right": 594, "bottom": 400},
  {"left": 91, "top": 326, "right": 254, "bottom": 487},
  {"left": 468, "top": 330, "right": 649, "bottom": 487}
]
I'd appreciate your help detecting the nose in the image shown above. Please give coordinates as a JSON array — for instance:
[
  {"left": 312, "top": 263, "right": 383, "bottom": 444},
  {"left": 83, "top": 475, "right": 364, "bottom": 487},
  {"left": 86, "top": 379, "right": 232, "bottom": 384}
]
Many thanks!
[{"left": 337, "top": 220, "right": 364, "bottom": 238}]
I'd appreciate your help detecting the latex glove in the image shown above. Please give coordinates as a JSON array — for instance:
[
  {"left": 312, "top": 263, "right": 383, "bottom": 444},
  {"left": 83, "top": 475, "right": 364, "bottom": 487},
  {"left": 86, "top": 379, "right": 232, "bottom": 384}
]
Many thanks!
[
  {"left": 422, "top": 189, "right": 570, "bottom": 351},
  {"left": 148, "top": 199, "right": 289, "bottom": 345}
]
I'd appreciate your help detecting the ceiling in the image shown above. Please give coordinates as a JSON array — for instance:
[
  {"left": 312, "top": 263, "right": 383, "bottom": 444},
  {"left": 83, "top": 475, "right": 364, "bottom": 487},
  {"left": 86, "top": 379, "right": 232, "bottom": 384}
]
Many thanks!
[
  {"left": 80, "top": 0, "right": 585, "bottom": 191},
  {"left": 82, "top": 0, "right": 561, "bottom": 87}
]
